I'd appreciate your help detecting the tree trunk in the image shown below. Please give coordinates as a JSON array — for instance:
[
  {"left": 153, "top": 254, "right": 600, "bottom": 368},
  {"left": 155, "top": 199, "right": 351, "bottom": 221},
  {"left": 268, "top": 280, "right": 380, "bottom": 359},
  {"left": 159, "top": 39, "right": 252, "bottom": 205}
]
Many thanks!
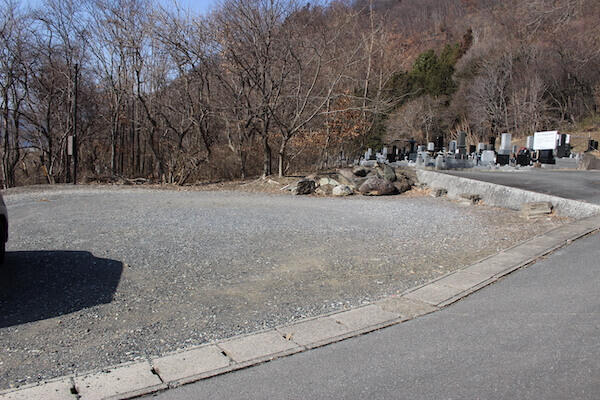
[
  {"left": 239, "top": 149, "right": 247, "bottom": 179},
  {"left": 262, "top": 135, "right": 271, "bottom": 177},
  {"left": 278, "top": 135, "right": 289, "bottom": 177}
]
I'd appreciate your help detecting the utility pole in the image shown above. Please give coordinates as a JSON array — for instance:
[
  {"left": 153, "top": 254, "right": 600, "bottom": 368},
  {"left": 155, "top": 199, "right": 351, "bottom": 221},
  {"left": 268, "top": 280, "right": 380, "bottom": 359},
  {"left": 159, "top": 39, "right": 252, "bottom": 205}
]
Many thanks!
[{"left": 72, "top": 63, "right": 79, "bottom": 184}]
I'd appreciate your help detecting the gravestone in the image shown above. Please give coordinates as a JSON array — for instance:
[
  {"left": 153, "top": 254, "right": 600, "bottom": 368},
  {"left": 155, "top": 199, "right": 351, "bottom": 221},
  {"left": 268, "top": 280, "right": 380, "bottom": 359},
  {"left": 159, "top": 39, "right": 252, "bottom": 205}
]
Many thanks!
[
  {"left": 516, "top": 149, "right": 531, "bottom": 166},
  {"left": 538, "top": 149, "right": 555, "bottom": 164},
  {"left": 434, "top": 155, "right": 446, "bottom": 170},
  {"left": 496, "top": 154, "right": 509, "bottom": 166},
  {"left": 434, "top": 135, "right": 444, "bottom": 152},
  {"left": 498, "top": 133, "right": 511, "bottom": 155},
  {"left": 480, "top": 150, "right": 496, "bottom": 166},
  {"left": 556, "top": 134, "right": 570, "bottom": 158},
  {"left": 408, "top": 139, "right": 417, "bottom": 154},
  {"left": 458, "top": 131, "right": 467, "bottom": 158},
  {"left": 449, "top": 140, "right": 457, "bottom": 153},
  {"left": 526, "top": 136, "right": 534, "bottom": 149}
]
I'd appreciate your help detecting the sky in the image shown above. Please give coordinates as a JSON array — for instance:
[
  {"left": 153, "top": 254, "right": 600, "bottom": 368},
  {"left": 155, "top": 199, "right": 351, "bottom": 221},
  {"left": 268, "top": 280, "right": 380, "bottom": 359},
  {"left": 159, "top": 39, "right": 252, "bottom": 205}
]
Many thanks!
[
  {"left": 22, "top": 0, "right": 219, "bottom": 16},
  {"left": 159, "top": 0, "right": 218, "bottom": 15}
]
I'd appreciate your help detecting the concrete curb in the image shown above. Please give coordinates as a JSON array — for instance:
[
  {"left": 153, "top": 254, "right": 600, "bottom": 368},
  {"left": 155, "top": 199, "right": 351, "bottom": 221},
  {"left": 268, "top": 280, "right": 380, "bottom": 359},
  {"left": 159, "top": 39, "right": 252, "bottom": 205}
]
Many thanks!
[
  {"left": 416, "top": 169, "right": 600, "bottom": 219},
  {"left": 2, "top": 214, "right": 599, "bottom": 400}
]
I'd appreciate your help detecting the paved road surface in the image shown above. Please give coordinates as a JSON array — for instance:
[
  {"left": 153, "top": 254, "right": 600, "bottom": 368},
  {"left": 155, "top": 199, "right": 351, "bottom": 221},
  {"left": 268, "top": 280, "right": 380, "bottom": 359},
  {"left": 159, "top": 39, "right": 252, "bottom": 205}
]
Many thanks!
[
  {"left": 443, "top": 169, "right": 600, "bottom": 204},
  {"left": 149, "top": 231, "right": 600, "bottom": 400}
]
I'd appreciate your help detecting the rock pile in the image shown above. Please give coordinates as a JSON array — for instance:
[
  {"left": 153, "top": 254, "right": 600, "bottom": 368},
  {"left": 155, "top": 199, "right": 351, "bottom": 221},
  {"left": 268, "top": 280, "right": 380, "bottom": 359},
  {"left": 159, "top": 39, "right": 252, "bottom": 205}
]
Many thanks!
[{"left": 287, "top": 164, "right": 416, "bottom": 196}]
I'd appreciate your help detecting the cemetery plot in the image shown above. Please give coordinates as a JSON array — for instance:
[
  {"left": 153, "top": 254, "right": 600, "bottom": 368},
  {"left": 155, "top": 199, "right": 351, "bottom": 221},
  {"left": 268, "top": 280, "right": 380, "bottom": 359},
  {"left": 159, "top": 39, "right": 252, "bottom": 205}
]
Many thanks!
[{"left": 0, "top": 186, "right": 567, "bottom": 390}]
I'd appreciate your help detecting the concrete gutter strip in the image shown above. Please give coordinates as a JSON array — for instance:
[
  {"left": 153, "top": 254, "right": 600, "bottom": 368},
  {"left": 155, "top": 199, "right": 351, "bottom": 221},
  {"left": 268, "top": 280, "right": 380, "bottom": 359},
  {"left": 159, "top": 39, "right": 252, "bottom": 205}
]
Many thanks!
[
  {"left": 416, "top": 169, "right": 600, "bottom": 219},
  {"left": 2, "top": 214, "right": 599, "bottom": 400}
]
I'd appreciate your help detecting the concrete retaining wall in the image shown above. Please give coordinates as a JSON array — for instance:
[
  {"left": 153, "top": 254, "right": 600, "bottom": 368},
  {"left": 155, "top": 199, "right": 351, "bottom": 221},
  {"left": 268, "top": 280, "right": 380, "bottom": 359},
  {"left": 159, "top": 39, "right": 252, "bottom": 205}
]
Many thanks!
[{"left": 416, "top": 169, "right": 600, "bottom": 219}]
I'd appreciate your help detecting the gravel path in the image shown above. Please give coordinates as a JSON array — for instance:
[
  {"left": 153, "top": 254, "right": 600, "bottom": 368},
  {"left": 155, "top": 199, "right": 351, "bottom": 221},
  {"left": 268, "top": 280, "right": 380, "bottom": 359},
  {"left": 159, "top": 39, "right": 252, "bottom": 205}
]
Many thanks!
[{"left": 0, "top": 186, "right": 567, "bottom": 389}]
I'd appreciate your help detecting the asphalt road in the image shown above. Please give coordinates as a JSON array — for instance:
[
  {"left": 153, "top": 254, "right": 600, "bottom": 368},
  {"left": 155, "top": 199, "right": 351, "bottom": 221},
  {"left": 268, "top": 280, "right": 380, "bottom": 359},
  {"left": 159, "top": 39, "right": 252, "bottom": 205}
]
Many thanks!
[
  {"left": 149, "top": 231, "right": 600, "bottom": 400},
  {"left": 443, "top": 169, "right": 600, "bottom": 204},
  {"left": 0, "top": 186, "right": 564, "bottom": 389}
]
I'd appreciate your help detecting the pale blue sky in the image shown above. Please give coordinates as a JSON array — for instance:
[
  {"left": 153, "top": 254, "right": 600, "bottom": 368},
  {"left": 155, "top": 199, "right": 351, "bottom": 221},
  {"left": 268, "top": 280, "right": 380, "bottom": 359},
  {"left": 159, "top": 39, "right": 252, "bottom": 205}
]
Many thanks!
[
  {"left": 22, "top": 0, "right": 218, "bottom": 16},
  {"left": 158, "top": 0, "right": 218, "bottom": 15}
]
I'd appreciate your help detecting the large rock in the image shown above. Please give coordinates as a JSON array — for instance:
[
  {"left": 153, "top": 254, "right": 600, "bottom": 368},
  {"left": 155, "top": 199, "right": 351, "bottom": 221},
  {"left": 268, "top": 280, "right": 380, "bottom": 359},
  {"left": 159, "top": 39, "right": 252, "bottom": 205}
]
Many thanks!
[
  {"left": 382, "top": 165, "right": 396, "bottom": 182},
  {"left": 394, "top": 167, "right": 416, "bottom": 186},
  {"left": 367, "top": 169, "right": 382, "bottom": 179},
  {"left": 352, "top": 167, "right": 369, "bottom": 177},
  {"left": 358, "top": 176, "right": 397, "bottom": 196},
  {"left": 315, "top": 184, "right": 334, "bottom": 196},
  {"left": 335, "top": 174, "right": 356, "bottom": 189},
  {"left": 393, "top": 179, "right": 412, "bottom": 194},
  {"left": 332, "top": 185, "right": 354, "bottom": 196},
  {"left": 319, "top": 177, "right": 340, "bottom": 187},
  {"left": 337, "top": 168, "right": 356, "bottom": 182},
  {"left": 352, "top": 177, "right": 368, "bottom": 188},
  {"left": 293, "top": 179, "right": 316, "bottom": 195},
  {"left": 336, "top": 169, "right": 363, "bottom": 189}
]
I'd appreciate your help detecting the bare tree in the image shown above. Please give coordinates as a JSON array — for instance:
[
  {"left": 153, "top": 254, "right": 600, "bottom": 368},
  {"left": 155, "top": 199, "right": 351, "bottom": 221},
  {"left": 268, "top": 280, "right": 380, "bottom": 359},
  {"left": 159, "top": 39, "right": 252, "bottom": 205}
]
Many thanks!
[
  {"left": 213, "top": 0, "right": 298, "bottom": 177},
  {"left": 466, "top": 53, "right": 512, "bottom": 137},
  {"left": 270, "top": 4, "right": 364, "bottom": 177},
  {"left": 0, "top": 1, "right": 30, "bottom": 188}
]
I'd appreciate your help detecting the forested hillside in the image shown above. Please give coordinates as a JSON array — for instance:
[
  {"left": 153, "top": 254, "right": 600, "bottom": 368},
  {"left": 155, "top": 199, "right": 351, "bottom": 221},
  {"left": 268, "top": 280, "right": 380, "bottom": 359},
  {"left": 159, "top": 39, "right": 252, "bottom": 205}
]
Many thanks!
[{"left": 1, "top": 0, "right": 599, "bottom": 186}]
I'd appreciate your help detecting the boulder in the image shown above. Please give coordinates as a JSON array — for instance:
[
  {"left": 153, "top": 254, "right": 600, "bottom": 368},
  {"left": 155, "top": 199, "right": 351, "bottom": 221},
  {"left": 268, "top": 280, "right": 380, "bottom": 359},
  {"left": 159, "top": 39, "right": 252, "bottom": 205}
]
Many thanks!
[
  {"left": 335, "top": 173, "right": 357, "bottom": 189},
  {"left": 338, "top": 168, "right": 356, "bottom": 182},
  {"left": 319, "top": 177, "right": 340, "bottom": 187},
  {"left": 352, "top": 177, "right": 368, "bottom": 188},
  {"left": 394, "top": 167, "right": 416, "bottom": 186},
  {"left": 332, "top": 185, "right": 354, "bottom": 197},
  {"left": 358, "top": 176, "right": 397, "bottom": 196},
  {"left": 293, "top": 179, "right": 316, "bottom": 195},
  {"left": 382, "top": 164, "right": 396, "bottom": 182},
  {"left": 315, "top": 184, "right": 334, "bottom": 196},
  {"left": 352, "top": 166, "right": 369, "bottom": 177},
  {"left": 393, "top": 180, "right": 412, "bottom": 194}
]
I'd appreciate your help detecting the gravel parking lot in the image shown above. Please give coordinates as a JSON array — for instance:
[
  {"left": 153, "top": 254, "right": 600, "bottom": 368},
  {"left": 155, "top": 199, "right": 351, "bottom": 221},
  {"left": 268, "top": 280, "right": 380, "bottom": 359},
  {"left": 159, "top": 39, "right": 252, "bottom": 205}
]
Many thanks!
[{"left": 0, "top": 186, "right": 567, "bottom": 389}]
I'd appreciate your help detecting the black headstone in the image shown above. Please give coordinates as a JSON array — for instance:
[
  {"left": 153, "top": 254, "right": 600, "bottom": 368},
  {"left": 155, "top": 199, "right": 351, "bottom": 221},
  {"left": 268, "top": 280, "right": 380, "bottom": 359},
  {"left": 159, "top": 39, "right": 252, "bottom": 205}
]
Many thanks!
[
  {"left": 516, "top": 153, "right": 530, "bottom": 166},
  {"left": 538, "top": 149, "right": 555, "bottom": 164},
  {"left": 408, "top": 139, "right": 416, "bottom": 154},
  {"left": 434, "top": 135, "right": 444, "bottom": 152},
  {"left": 497, "top": 154, "right": 509, "bottom": 166}
]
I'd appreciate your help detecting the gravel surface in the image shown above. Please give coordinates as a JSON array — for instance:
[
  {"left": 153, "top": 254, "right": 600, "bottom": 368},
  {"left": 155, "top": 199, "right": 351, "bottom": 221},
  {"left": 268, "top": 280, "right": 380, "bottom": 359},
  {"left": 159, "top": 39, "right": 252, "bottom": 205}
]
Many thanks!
[{"left": 0, "top": 185, "right": 567, "bottom": 389}]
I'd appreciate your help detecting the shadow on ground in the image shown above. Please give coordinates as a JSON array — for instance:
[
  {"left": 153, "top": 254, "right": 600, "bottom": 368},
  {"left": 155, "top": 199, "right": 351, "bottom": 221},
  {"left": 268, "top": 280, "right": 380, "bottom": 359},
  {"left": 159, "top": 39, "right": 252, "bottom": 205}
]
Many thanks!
[{"left": 0, "top": 251, "right": 122, "bottom": 328}]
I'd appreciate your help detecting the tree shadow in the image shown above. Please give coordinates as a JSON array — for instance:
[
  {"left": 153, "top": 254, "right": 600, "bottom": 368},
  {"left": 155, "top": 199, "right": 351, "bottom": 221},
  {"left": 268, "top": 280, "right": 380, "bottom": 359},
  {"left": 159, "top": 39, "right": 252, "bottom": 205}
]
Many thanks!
[{"left": 0, "top": 251, "right": 122, "bottom": 328}]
